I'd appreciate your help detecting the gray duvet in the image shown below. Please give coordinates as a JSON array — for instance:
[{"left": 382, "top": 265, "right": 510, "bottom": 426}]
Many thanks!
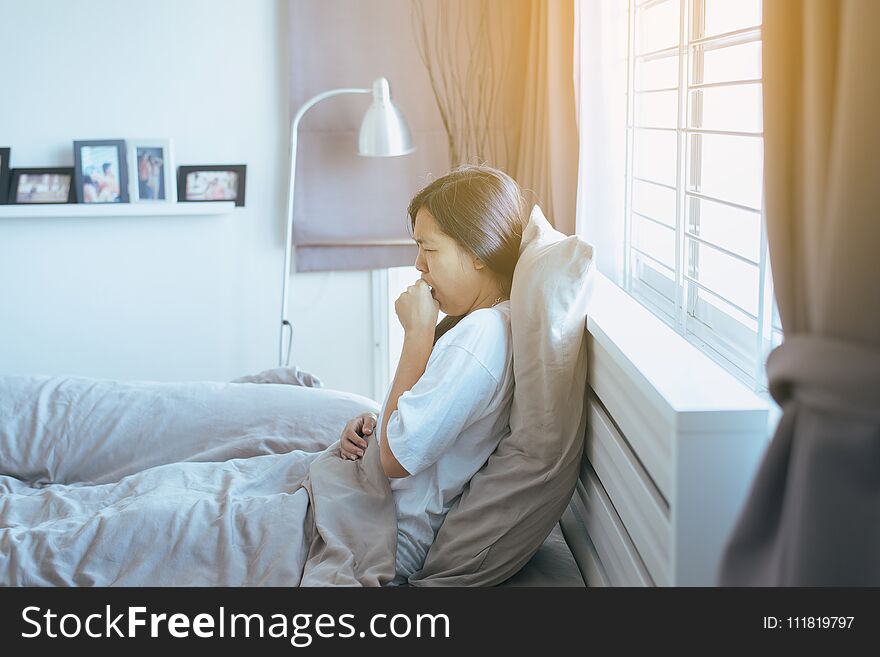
[{"left": 0, "top": 368, "right": 397, "bottom": 586}]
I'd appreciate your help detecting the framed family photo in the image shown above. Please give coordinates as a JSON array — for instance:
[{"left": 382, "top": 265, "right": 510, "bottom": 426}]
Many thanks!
[
  {"left": 128, "top": 139, "right": 176, "bottom": 203},
  {"left": 0, "top": 147, "right": 10, "bottom": 204},
  {"left": 73, "top": 139, "right": 129, "bottom": 203},
  {"left": 8, "top": 167, "right": 75, "bottom": 204},
  {"left": 177, "top": 164, "right": 246, "bottom": 207}
]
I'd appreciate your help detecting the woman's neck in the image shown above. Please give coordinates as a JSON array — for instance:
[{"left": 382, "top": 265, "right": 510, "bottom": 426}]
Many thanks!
[{"left": 469, "top": 284, "right": 508, "bottom": 313}]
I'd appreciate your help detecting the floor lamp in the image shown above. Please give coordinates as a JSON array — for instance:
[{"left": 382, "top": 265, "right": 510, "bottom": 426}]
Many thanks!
[{"left": 279, "top": 77, "right": 415, "bottom": 367}]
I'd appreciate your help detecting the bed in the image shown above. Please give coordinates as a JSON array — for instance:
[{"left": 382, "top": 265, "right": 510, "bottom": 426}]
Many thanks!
[
  {"left": 498, "top": 522, "right": 584, "bottom": 587},
  {"left": 0, "top": 366, "right": 586, "bottom": 587},
  {"left": 0, "top": 369, "right": 400, "bottom": 586},
  {"left": 1, "top": 276, "right": 768, "bottom": 589}
]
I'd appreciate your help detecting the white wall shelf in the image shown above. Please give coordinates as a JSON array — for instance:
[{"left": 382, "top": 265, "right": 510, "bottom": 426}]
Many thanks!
[{"left": 0, "top": 202, "right": 236, "bottom": 219}]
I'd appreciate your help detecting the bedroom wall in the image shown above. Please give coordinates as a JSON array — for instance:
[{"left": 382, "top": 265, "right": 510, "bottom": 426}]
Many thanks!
[{"left": 0, "top": 0, "right": 377, "bottom": 399}]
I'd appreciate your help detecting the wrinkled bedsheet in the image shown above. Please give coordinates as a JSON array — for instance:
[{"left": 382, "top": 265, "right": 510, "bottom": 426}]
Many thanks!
[{"left": 0, "top": 367, "right": 397, "bottom": 586}]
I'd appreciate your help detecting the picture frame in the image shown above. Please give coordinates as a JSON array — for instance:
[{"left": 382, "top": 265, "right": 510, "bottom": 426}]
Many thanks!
[
  {"left": 127, "top": 138, "right": 176, "bottom": 203},
  {"left": 0, "top": 147, "right": 10, "bottom": 204},
  {"left": 8, "top": 167, "right": 75, "bottom": 204},
  {"left": 177, "top": 164, "right": 246, "bottom": 207},
  {"left": 73, "top": 139, "right": 129, "bottom": 203}
]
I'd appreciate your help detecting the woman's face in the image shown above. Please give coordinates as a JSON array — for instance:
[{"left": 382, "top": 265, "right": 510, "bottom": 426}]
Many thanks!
[{"left": 412, "top": 207, "right": 488, "bottom": 317}]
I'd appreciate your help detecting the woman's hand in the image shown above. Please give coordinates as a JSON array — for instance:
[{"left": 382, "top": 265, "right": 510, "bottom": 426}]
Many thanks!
[
  {"left": 395, "top": 279, "right": 439, "bottom": 337},
  {"left": 338, "top": 412, "right": 378, "bottom": 460}
]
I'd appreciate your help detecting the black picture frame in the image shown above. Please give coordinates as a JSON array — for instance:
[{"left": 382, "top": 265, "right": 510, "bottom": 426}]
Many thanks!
[
  {"left": 8, "top": 167, "right": 75, "bottom": 204},
  {"left": 0, "top": 148, "right": 10, "bottom": 204},
  {"left": 177, "top": 164, "right": 246, "bottom": 207},
  {"left": 73, "top": 139, "right": 129, "bottom": 203}
]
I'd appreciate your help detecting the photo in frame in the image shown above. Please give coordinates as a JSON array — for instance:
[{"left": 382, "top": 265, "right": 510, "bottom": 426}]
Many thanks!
[
  {"left": 73, "top": 139, "right": 129, "bottom": 203},
  {"left": 177, "top": 164, "right": 246, "bottom": 207},
  {"left": 0, "top": 148, "right": 10, "bottom": 204},
  {"left": 8, "top": 167, "right": 75, "bottom": 204},
  {"left": 128, "top": 138, "right": 176, "bottom": 202}
]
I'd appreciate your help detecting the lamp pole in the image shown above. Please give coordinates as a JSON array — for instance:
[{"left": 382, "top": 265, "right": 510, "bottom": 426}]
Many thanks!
[
  {"left": 279, "top": 77, "right": 414, "bottom": 368},
  {"left": 279, "top": 87, "right": 371, "bottom": 368}
]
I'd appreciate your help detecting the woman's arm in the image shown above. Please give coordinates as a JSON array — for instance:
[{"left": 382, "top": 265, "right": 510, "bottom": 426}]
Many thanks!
[{"left": 379, "top": 329, "right": 434, "bottom": 478}]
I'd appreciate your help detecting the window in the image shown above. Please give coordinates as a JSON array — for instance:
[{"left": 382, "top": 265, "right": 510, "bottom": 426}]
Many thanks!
[{"left": 624, "top": 0, "right": 782, "bottom": 391}]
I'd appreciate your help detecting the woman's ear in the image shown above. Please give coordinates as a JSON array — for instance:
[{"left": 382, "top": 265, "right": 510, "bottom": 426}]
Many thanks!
[{"left": 471, "top": 255, "right": 487, "bottom": 271}]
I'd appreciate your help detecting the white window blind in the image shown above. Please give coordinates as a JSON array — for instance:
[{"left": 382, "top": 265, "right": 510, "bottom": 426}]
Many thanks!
[{"left": 624, "top": 0, "right": 782, "bottom": 390}]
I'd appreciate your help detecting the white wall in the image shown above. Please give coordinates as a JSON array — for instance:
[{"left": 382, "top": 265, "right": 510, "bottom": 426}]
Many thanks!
[{"left": 0, "top": 0, "right": 376, "bottom": 400}]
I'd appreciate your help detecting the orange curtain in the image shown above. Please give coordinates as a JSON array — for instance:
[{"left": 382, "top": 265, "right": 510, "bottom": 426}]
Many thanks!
[{"left": 514, "top": 0, "right": 579, "bottom": 235}]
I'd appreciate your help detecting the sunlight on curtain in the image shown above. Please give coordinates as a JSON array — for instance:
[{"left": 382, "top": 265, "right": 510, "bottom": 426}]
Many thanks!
[{"left": 573, "top": 0, "right": 628, "bottom": 284}]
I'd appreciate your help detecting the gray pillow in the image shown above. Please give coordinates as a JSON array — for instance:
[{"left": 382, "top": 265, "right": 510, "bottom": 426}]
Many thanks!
[{"left": 408, "top": 204, "right": 595, "bottom": 586}]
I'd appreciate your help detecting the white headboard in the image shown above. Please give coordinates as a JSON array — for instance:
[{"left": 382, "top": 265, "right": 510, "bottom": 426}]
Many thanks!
[{"left": 560, "top": 273, "right": 770, "bottom": 586}]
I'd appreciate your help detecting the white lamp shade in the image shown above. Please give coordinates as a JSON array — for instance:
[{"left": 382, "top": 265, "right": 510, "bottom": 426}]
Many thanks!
[{"left": 358, "top": 78, "right": 415, "bottom": 157}]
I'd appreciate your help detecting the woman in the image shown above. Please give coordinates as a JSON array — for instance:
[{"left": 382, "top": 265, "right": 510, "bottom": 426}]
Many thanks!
[{"left": 338, "top": 163, "right": 527, "bottom": 585}]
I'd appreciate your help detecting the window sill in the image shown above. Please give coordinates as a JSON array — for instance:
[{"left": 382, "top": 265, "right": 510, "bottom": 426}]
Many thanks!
[{"left": 585, "top": 271, "right": 771, "bottom": 437}]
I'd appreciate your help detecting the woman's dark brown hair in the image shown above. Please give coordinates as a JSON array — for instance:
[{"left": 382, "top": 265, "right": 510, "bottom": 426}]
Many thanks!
[{"left": 407, "top": 163, "right": 528, "bottom": 344}]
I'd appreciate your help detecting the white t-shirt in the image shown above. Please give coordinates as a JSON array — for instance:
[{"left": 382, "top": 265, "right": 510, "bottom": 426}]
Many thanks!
[{"left": 376, "top": 300, "right": 514, "bottom": 586}]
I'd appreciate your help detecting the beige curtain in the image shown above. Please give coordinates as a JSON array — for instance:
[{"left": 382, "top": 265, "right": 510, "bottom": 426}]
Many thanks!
[
  {"left": 719, "top": 0, "right": 880, "bottom": 585},
  {"left": 515, "top": 0, "right": 579, "bottom": 236},
  {"left": 413, "top": 0, "right": 579, "bottom": 235}
]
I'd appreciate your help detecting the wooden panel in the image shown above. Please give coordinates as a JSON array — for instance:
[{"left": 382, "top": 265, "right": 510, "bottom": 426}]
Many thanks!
[
  {"left": 570, "top": 273, "right": 772, "bottom": 586},
  {"left": 588, "top": 335, "right": 674, "bottom": 499},
  {"left": 587, "top": 397, "right": 673, "bottom": 586},
  {"left": 560, "top": 505, "right": 608, "bottom": 587},
  {"left": 571, "top": 460, "right": 653, "bottom": 587}
]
